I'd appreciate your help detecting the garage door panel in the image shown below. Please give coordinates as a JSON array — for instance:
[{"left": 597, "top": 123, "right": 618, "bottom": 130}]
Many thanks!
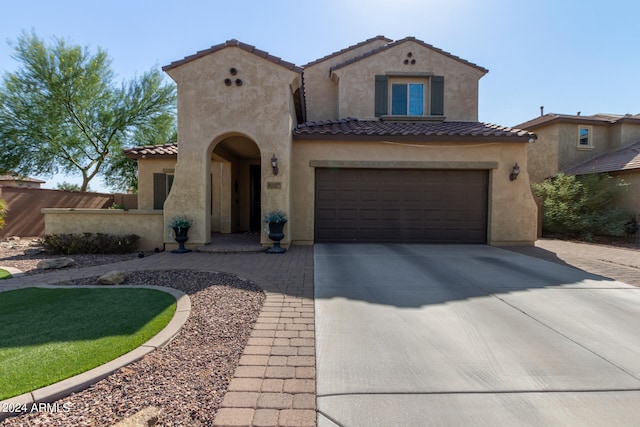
[{"left": 315, "top": 168, "right": 487, "bottom": 244}]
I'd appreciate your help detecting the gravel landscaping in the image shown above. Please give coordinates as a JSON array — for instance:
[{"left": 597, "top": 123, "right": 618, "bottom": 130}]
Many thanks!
[{"left": 1, "top": 240, "right": 266, "bottom": 426}]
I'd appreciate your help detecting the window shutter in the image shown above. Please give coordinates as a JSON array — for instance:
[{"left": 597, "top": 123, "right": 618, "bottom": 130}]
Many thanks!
[
  {"left": 430, "top": 76, "right": 444, "bottom": 116},
  {"left": 153, "top": 173, "right": 167, "bottom": 210},
  {"left": 374, "top": 75, "right": 389, "bottom": 117}
]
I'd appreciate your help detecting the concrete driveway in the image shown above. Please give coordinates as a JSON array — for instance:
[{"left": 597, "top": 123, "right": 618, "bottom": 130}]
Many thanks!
[{"left": 314, "top": 244, "right": 640, "bottom": 426}]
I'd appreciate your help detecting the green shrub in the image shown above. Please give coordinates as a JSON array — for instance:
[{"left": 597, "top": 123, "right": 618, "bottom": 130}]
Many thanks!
[
  {"left": 40, "top": 233, "right": 140, "bottom": 255},
  {"left": 533, "top": 173, "right": 633, "bottom": 240},
  {"left": 0, "top": 199, "right": 7, "bottom": 230}
]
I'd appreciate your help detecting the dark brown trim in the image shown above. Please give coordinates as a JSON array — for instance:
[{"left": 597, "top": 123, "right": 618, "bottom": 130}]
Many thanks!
[
  {"left": 330, "top": 37, "right": 488, "bottom": 74},
  {"left": 163, "top": 39, "right": 303, "bottom": 74},
  {"left": 302, "top": 36, "right": 393, "bottom": 68}
]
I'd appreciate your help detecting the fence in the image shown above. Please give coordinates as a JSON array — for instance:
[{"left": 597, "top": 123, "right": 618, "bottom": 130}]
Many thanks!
[{"left": 0, "top": 186, "right": 137, "bottom": 238}]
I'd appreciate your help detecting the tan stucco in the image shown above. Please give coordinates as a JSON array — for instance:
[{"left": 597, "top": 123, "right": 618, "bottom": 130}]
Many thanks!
[
  {"left": 304, "top": 38, "right": 391, "bottom": 121},
  {"left": 330, "top": 41, "right": 484, "bottom": 121},
  {"left": 43, "top": 209, "right": 164, "bottom": 251},
  {"left": 136, "top": 159, "right": 176, "bottom": 209},
  {"left": 613, "top": 171, "right": 640, "bottom": 215},
  {"left": 291, "top": 139, "right": 537, "bottom": 245},
  {"left": 163, "top": 46, "right": 301, "bottom": 247}
]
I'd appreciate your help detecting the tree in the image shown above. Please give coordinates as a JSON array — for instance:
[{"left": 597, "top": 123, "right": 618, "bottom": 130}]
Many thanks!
[
  {"left": 0, "top": 31, "right": 176, "bottom": 192},
  {"left": 533, "top": 173, "right": 633, "bottom": 239},
  {"left": 56, "top": 181, "right": 90, "bottom": 192}
]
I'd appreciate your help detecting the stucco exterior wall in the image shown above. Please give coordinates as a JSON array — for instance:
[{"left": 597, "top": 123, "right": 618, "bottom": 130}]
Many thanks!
[
  {"left": 304, "top": 38, "right": 391, "bottom": 121},
  {"left": 43, "top": 209, "right": 164, "bottom": 251},
  {"left": 331, "top": 41, "right": 484, "bottom": 121},
  {"left": 291, "top": 139, "right": 537, "bottom": 245},
  {"left": 137, "top": 159, "right": 176, "bottom": 209},
  {"left": 613, "top": 171, "right": 640, "bottom": 215},
  {"left": 164, "top": 46, "right": 301, "bottom": 247},
  {"left": 612, "top": 121, "right": 640, "bottom": 150}
]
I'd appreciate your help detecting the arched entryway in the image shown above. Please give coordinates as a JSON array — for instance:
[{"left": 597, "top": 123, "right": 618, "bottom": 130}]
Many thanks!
[{"left": 208, "top": 134, "right": 262, "bottom": 235}]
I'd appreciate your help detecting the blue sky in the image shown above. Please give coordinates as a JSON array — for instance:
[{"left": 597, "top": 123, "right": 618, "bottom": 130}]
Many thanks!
[{"left": 1, "top": 0, "right": 639, "bottom": 191}]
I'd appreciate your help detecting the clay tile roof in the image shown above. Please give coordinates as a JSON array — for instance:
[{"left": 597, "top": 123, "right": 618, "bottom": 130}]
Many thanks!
[
  {"left": 564, "top": 141, "right": 640, "bottom": 175},
  {"left": 301, "top": 35, "right": 393, "bottom": 68},
  {"left": 123, "top": 143, "right": 178, "bottom": 159},
  {"left": 163, "top": 39, "right": 303, "bottom": 73},
  {"left": 329, "top": 37, "right": 488, "bottom": 74},
  {"left": 293, "top": 118, "right": 535, "bottom": 142}
]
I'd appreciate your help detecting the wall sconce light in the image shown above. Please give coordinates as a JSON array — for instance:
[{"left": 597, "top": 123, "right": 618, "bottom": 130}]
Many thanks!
[
  {"left": 271, "top": 154, "right": 279, "bottom": 176},
  {"left": 509, "top": 163, "right": 520, "bottom": 181}
]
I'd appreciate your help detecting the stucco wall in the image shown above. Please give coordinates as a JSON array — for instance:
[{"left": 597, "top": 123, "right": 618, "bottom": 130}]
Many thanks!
[
  {"left": 331, "top": 41, "right": 484, "bottom": 121},
  {"left": 43, "top": 209, "right": 164, "bottom": 251},
  {"left": 291, "top": 139, "right": 537, "bottom": 245},
  {"left": 164, "top": 46, "right": 301, "bottom": 247},
  {"left": 526, "top": 127, "right": 559, "bottom": 184},
  {"left": 137, "top": 159, "right": 176, "bottom": 209},
  {"left": 304, "top": 38, "right": 391, "bottom": 121},
  {"left": 612, "top": 171, "right": 640, "bottom": 215}
]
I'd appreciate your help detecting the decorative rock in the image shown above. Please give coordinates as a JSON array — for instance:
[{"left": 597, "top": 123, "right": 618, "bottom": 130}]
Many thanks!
[
  {"left": 36, "top": 257, "right": 74, "bottom": 270},
  {"left": 98, "top": 270, "right": 126, "bottom": 285},
  {"left": 112, "top": 406, "right": 161, "bottom": 426}
]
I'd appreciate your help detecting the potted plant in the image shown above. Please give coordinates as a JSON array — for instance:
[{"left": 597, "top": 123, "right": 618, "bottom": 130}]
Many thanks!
[
  {"left": 264, "top": 210, "right": 287, "bottom": 253},
  {"left": 168, "top": 216, "right": 192, "bottom": 253}
]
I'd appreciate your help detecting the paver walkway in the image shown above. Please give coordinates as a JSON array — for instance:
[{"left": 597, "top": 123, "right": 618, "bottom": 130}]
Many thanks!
[{"left": 0, "top": 246, "right": 315, "bottom": 427}]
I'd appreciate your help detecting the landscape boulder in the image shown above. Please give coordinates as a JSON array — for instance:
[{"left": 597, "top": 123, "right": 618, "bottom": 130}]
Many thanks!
[
  {"left": 36, "top": 257, "right": 74, "bottom": 270},
  {"left": 98, "top": 270, "right": 126, "bottom": 285},
  {"left": 112, "top": 406, "right": 160, "bottom": 426}
]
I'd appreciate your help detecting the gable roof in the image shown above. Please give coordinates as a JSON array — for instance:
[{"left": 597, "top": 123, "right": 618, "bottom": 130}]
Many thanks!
[
  {"left": 329, "top": 37, "right": 489, "bottom": 75},
  {"left": 163, "top": 39, "right": 303, "bottom": 73},
  {"left": 564, "top": 141, "right": 640, "bottom": 175},
  {"left": 301, "top": 35, "right": 393, "bottom": 68},
  {"left": 516, "top": 113, "right": 640, "bottom": 130},
  {"left": 123, "top": 143, "right": 178, "bottom": 160},
  {"left": 293, "top": 119, "right": 533, "bottom": 142}
]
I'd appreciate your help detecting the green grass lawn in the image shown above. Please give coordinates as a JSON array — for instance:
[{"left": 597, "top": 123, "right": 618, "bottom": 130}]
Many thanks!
[
  {"left": 0, "top": 287, "right": 176, "bottom": 400},
  {"left": 0, "top": 268, "right": 11, "bottom": 280}
]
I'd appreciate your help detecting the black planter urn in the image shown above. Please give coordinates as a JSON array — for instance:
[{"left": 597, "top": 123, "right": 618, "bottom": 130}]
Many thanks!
[
  {"left": 171, "top": 226, "right": 192, "bottom": 253},
  {"left": 267, "top": 221, "right": 287, "bottom": 254}
]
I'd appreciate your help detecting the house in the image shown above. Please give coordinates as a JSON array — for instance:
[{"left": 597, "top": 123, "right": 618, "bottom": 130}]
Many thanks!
[
  {"left": 517, "top": 113, "right": 640, "bottom": 214},
  {"left": 0, "top": 174, "right": 45, "bottom": 189},
  {"left": 119, "top": 36, "right": 538, "bottom": 249}
]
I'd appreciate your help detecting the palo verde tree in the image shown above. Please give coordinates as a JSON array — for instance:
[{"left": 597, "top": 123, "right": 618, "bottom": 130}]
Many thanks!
[{"left": 0, "top": 31, "right": 176, "bottom": 191}]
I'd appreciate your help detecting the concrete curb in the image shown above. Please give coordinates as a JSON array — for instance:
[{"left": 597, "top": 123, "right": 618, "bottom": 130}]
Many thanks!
[
  {"left": 0, "top": 285, "right": 191, "bottom": 421},
  {"left": 0, "top": 266, "right": 24, "bottom": 277}
]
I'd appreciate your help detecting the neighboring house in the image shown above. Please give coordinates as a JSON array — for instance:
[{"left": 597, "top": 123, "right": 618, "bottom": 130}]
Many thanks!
[
  {"left": 121, "top": 35, "right": 537, "bottom": 248},
  {"left": 0, "top": 174, "right": 45, "bottom": 189},
  {"left": 517, "top": 113, "right": 640, "bottom": 215}
]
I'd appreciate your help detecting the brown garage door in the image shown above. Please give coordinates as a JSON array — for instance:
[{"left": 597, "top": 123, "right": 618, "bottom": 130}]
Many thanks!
[{"left": 315, "top": 168, "right": 488, "bottom": 243}]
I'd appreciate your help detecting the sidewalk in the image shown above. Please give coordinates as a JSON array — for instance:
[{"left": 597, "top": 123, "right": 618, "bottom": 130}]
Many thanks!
[{"left": 0, "top": 246, "right": 316, "bottom": 427}]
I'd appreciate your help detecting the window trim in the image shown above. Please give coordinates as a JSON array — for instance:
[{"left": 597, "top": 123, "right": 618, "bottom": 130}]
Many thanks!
[{"left": 577, "top": 126, "right": 594, "bottom": 150}]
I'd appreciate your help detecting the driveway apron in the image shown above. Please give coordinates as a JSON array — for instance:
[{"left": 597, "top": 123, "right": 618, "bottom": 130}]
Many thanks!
[{"left": 314, "top": 244, "right": 640, "bottom": 426}]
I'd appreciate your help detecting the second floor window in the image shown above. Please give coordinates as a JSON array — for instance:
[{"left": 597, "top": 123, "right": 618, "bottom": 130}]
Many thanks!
[{"left": 391, "top": 83, "right": 424, "bottom": 115}]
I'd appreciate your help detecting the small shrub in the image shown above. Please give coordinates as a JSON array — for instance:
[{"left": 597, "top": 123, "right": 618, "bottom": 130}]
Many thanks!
[
  {"left": 533, "top": 173, "right": 633, "bottom": 240},
  {"left": 40, "top": 233, "right": 140, "bottom": 255},
  {"left": 0, "top": 199, "right": 7, "bottom": 230},
  {"left": 264, "top": 210, "right": 287, "bottom": 223}
]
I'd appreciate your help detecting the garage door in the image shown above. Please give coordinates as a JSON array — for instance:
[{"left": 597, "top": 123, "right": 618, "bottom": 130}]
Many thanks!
[{"left": 315, "top": 168, "right": 488, "bottom": 244}]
